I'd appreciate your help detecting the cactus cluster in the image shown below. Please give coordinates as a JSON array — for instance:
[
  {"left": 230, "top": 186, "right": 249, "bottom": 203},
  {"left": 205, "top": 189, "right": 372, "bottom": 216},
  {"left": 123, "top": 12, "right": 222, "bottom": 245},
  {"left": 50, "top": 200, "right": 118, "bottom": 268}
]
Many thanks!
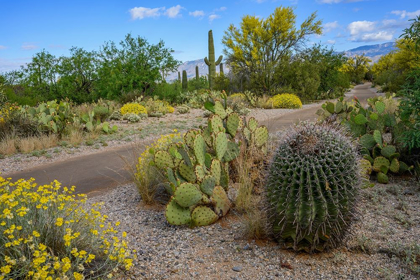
[
  {"left": 153, "top": 99, "right": 269, "bottom": 227},
  {"left": 266, "top": 122, "right": 359, "bottom": 252},
  {"left": 359, "top": 131, "right": 412, "bottom": 184}
]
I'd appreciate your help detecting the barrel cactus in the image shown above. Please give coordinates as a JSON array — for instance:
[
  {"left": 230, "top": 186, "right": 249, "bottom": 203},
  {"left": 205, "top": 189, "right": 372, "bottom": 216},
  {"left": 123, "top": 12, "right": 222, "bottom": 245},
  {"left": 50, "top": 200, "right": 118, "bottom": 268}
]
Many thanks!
[{"left": 266, "top": 122, "right": 360, "bottom": 252}]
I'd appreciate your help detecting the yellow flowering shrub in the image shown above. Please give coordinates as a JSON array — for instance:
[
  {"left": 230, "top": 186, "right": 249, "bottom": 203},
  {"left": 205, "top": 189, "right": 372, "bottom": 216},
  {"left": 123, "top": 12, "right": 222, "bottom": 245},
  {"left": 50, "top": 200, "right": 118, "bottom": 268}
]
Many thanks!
[
  {"left": 0, "top": 103, "right": 19, "bottom": 123},
  {"left": 0, "top": 176, "right": 135, "bottom": 279},
  {"left": 120, "top": 102, "right": 147, "bottom": 116},
  {"left": 142, "top": 99, "right": 175, "bottom": 116},
  {"left": 266, "top": 94, "right": 302, "bottom": 109},
  {"left": 135, "top": 132, "right": 182, "bottom": 204}
]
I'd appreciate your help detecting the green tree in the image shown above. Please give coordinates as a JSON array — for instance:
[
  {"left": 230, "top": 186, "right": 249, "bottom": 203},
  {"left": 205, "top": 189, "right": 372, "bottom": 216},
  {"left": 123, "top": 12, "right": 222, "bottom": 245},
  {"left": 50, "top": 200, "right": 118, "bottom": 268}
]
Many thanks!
[
  {"left": 97, "top": 34, "right": 180, "bottom": 100},
  {"left": 57, "top": 47, "right": 99, "bottom": 103},
  {"left": 340, "top": 54, "right": 371, "bottom": 84},
  {"left": 222, "top": 6, "right": 322, "bottom": 94}
]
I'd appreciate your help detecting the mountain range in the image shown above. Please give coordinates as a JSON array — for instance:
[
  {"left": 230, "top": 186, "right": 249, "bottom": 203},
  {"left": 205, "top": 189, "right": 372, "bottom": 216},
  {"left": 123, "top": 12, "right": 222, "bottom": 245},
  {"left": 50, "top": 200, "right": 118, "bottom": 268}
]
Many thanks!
[{"left": 167, "top": 42, "right": 397, "bottom": 81}]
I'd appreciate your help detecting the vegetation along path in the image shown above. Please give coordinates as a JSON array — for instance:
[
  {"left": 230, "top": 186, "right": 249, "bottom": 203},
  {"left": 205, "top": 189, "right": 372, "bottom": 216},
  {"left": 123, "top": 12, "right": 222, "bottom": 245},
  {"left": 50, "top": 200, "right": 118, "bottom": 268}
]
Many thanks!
[{"left": 3, "top": 83, "right": 377, "bottom": 196}]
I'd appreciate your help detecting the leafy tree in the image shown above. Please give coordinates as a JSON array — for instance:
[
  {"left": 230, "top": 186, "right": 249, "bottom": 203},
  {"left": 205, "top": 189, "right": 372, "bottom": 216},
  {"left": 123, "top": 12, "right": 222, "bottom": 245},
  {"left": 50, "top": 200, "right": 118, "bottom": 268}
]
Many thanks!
[
  {"left": 340, "top": 54, "right": 371, "bottom": 84},
  {"left": 57, "top": 47, "right": 99, "bottom": 103},
  {"left": 97, "top": 34, "right": 180, "bottom": 100},
  {"left": 222, "top": 6, "right": 322, "bottom": 94}
]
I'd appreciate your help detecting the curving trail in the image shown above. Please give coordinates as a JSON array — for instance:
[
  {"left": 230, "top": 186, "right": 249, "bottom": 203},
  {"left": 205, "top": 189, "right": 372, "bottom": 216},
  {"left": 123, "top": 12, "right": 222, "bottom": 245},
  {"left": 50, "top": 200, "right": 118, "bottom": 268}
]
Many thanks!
[{"left": 3, "top": 83, "right": 377, "bottom": 196}]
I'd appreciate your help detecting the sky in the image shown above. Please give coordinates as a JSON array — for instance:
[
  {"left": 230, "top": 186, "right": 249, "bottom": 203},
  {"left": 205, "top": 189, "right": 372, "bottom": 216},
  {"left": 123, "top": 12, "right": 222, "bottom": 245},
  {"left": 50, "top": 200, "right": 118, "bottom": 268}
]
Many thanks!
[{"left": 0, "top": 0, "right": 419, "bottom": 72}]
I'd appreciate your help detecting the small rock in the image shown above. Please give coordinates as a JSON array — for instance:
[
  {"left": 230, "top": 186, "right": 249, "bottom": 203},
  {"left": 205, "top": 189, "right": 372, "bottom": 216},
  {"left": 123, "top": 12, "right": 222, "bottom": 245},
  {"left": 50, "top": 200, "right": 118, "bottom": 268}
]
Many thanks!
[
  {"left": 232, "top": 266, "right": 243, "bottom": 272},
  {"left": 243, "top": 244, "right": 252, "bottom": 250}
]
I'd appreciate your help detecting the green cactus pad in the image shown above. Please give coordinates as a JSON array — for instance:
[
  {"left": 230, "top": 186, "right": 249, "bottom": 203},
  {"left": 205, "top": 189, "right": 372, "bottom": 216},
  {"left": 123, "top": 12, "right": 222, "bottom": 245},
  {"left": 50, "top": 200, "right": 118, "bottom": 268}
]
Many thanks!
[
  {"left": 243, "top": 126, "right": 251, "bottom": 142},
  {"left": 191, "top": 206, "right": 218, "bottom": 227},
  {"left": 201, "top": 175, "right": 216, "bottom": 196},
  {"left": 209, "top": 115, "right": 224, "bottom": 134},
  {"left": 215, "top": 132, "right": 228, "bottom": 160},
  {"left": 335, "top": 101, "right": 343, "bottom": 113},
  {"left": 377, "top": 172, "right": 389, "bottom": 184},
  {"left": 205, "top": 153, "right": 213, "bottom": 169},
  {"left": 354, "top": 114, "right": 368, "bottom": 125},
  {"left": 173, "top": 183, "right": 202, "bottom": 208},
  {"left": 178, "top": 147, "right": 193, "bottom": 167},
  {"left": 326, "top": 102, "right": 335, "bottom": 114},
  {"left": 223, "top": 141, "right": 240, "bottom": 162},
  {"left": 389, "top": 158, "right": 399, "bottom": 173},
  {"left": 220, "top": 163, "right": 229, "bottom": 189},
  {"left": 167, "top": 168, "right": 178, "bottom": 194},
  {"left": 248, "top": 117, "right": 258, "bottom": 132},
  {"left": 375, "top": 101, "right": 385, "bottom": 114},
  {"left": 179, "top": 161, "right": 197, "bottom": 182},
  {"left": 360, "top": 159, "right": 372, "bottom": 177},
  {"left": 226, "top": 113, "right": 240, "bottom": 137},
  {"left": 168, "top": 144, "right": 183, "bottom": 160},
  {"left": 154, "top": 151, "right": 175, "bottom": 169},
  {"left": 398, "top": 161, "right": 410, "bottom": 173},
  {"left": 194, "top": 134, "right": 206, "bottom": 166},
  {"left": 214, "top": 101, "right": 227, "bottom": 119},
  {"left": 201, "top": 194, "right": 210, "bottom": 204},
  {"left": 363, "top": 154, "right": 374, "bottom": 164},
  {"left": 238, "top": 117, "right": 244, "bottom": 130},
  {"left": 373, "top": 156, "right": 390, "bottom": 173},
  {"left": 381, "top": 145, "right": 396, "bottom": 158},
  {"left": 211, "top": 159, "right": 222, "bottom": 185},
  {"left": 165, "top": 198, "right": 191, "bottom": 226},
  {"left": 211, "top": 186, "right": 231, "bottom": 217},
  {"left": 195, "top": 165, "right": 206, "bottom": 182},
  {"left": 373, "top": 130, "right": 382, "bottom": 148},
  {"left": 202, "top": 126, "right": 213, "bottom": 147},
  {"left": 184, "top": 129, "right": 199, "bottom": 149},
  {"left": 369, "top": 112, "right": 379, "bottom": 121},
  {"left": 254, "top": 126, "right": 269, "bottom": 148},
  {"left": 389, "top": 153, "right": 400, "bottom": 161},
  {"left": 360, "top": 134, "right": 376, "bottom": 149}
]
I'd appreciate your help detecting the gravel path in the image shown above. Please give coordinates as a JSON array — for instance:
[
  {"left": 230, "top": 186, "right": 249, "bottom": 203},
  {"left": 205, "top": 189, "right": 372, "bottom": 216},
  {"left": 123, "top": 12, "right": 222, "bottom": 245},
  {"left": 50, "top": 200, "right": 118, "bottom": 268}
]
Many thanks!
[{"left": 87, "top": 176, "right": 419, "bottom": 280}]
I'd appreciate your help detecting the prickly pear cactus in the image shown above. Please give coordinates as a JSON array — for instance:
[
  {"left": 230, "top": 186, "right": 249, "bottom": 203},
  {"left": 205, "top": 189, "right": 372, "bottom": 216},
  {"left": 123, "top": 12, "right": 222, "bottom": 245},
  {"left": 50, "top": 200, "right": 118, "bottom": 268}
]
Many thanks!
[{"left": 266, "top": 122, "right": 360, "bottom": 252}]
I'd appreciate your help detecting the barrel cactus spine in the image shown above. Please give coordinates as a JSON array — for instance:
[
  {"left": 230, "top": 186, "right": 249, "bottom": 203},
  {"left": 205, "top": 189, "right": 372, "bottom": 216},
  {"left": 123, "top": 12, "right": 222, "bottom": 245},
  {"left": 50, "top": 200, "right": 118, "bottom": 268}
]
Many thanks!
[{"left": 266, "top": 122, "right": 360, "bottom": 252}]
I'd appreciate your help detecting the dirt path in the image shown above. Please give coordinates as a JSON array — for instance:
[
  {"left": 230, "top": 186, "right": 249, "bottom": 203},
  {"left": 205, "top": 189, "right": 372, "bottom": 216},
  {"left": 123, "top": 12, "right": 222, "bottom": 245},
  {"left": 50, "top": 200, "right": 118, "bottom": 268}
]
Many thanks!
[{"left": 3, "top": 83, "right": 377, "bottom": 196}]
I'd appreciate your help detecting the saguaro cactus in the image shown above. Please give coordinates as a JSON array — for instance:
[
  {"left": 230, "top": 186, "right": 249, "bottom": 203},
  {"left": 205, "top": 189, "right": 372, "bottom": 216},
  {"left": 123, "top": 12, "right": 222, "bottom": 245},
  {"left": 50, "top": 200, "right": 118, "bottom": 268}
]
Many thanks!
[
  {"left": 182, "top": 70, "right": 188, "bottom": 90},
  {"left": 204, "top": 30, "right": 223, "bottom": 90},
  {"left": 178, "top": 71, "right": 181, "bottom": 82},
  {"left": 219, "top": 63, "right": 224, "bottom": 76},
  {"left": 196, "top": 65, "right": 199, "bottom": 81}
]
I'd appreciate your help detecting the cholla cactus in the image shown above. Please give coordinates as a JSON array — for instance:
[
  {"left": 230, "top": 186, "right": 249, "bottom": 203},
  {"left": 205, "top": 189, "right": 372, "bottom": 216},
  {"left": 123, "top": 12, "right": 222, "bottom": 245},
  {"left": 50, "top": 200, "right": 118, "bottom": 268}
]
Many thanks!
[{"left": 266, "top": 122, "right": 360, "bottom": 252}]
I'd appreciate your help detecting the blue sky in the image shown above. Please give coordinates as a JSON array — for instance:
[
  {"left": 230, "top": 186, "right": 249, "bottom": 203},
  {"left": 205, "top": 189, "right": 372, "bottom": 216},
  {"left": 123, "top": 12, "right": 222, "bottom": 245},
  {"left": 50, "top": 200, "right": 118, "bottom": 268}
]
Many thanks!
[{"left": 0, "top": 0, "right": 419, "bottom": 72}]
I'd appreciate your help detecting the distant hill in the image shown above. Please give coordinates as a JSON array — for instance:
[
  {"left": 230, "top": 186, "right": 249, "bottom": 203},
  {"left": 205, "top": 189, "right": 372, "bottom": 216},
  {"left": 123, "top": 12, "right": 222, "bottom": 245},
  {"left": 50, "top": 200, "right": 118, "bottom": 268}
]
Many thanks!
[
  {"left": 166, "top": 59, "right": 229, "bottom": 82},
  {"left": 167, "top": 42, "right": 397, "bottom": 80},
  {"left": 344, "top": 42, "right": 397, "bottom": 63}
]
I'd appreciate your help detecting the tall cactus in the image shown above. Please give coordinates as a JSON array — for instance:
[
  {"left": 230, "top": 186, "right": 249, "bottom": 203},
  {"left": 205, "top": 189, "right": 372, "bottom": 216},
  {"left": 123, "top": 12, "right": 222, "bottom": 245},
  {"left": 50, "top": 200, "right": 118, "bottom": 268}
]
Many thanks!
[
  {"left": 182, "top": 70, "right": 188, "bottom": 90},
  {"left": 219, "top": 63, "right": 224, "bottom": 76},
  {"left": 178, "top": 71, "right": 181, "bottom": 82},
  {"left": 204, "top": 30, "right": 223, "bottom": 90},
  {"left": 196, "top": 65, "right": 199, "bottom": 81}
]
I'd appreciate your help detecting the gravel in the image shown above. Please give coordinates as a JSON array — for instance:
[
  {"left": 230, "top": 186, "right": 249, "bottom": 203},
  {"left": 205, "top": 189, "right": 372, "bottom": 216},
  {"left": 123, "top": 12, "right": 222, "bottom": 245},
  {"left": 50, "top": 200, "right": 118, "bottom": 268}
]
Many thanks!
[{"left": 86, "top": 175, "right": 419, "bottom": 280}]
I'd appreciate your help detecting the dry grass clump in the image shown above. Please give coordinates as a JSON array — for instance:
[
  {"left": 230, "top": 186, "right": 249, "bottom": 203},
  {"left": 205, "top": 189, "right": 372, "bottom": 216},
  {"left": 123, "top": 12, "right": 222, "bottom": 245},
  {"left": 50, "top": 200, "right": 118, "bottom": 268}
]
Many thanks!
[
  {"left": 16, "top": 134, "right": 58, "bottom": 153},
  {"left": 0, "top": 135, "right": 17, "bottom": 155},
  {"left": 66, "top": 129, "right": 84, "bottom": 146}
]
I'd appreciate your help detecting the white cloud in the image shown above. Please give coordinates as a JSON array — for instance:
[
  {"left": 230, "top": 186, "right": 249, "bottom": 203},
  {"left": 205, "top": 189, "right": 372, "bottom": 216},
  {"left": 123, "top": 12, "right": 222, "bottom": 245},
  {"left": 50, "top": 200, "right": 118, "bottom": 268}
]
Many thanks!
[
  {"left": 358, "top": 31, "right": 393, "bottom": 42},
  {"left": 391, "top": 9, "right": 420, "bottom": 19},
  {"left": 326, "top": 40, "right": 336, "bottom": 44},
  {"left": 209, "top": 14, "right": 220, "bottom": 22},
  {"left": 129, "top": 7, "right": 164, "bottom": 20},
  {"left": 21, "top": 43, "right": 38, "bottom": 50},
  {"left": 189, "top": 10, "right": 204, "bottom": 18},
  {"left": 347, "top": 20, "right": 376, "bottom": 36},
  {"left": 0, "top": 45, "right": 7, "bottom": 50},
  {"left": 323, "top": 21, "right": 339, "bottom": 33},
  {"left": 164, "top": 5, "right": 184, "bottom": 18},
  {"left": 219, "top": 7, "right": 227, "bottom": 11}
]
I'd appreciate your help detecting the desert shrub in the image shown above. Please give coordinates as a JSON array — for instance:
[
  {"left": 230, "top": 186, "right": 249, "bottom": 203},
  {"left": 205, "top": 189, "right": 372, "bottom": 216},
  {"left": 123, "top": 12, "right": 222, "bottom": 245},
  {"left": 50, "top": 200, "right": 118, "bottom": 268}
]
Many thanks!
[
  {"left": 109, "top": 110, "right": 122, "bottom": 121},
  {"left": 0, "top": 176, "right": 135, "bottom": 279},
  {"left": 134, "top": 132, "right": 183, "bottom": 204},
  {"left": 120, "top": 103, "right": 147, "bottom": 116},
  {"left": 122, "top": 113, "right": 145, "bottom": 123},
  {"left": 227, "top": 93, "right": 250, "bottom": 115},
  {"left": 176, "top": 105, "right": 190, "bottom": 114},
  {"left": 266, "top": 122, "right": 359, "bottom": 252},
  {"left": 141, "top": 99, "right": 174, "bottom": 116},
  {"left": 93, "top": 106, "right": 110, "bottom": 122},
  {"left": 0, "top": 104, "right": 39, "bottom": 140},
  {"left": 266, "top": 93, "right": 302, "bottom": 109}
]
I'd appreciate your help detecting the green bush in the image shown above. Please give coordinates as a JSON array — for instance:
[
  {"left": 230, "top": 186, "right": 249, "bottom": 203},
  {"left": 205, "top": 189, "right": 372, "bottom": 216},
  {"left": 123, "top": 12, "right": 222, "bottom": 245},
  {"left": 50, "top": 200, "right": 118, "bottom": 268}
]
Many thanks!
[
  {"left": 93, "top": 106, "right": 110, "bottom": 122},
  {"left": 266, "top": 94, "right": 302, "bottom": 109}
]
